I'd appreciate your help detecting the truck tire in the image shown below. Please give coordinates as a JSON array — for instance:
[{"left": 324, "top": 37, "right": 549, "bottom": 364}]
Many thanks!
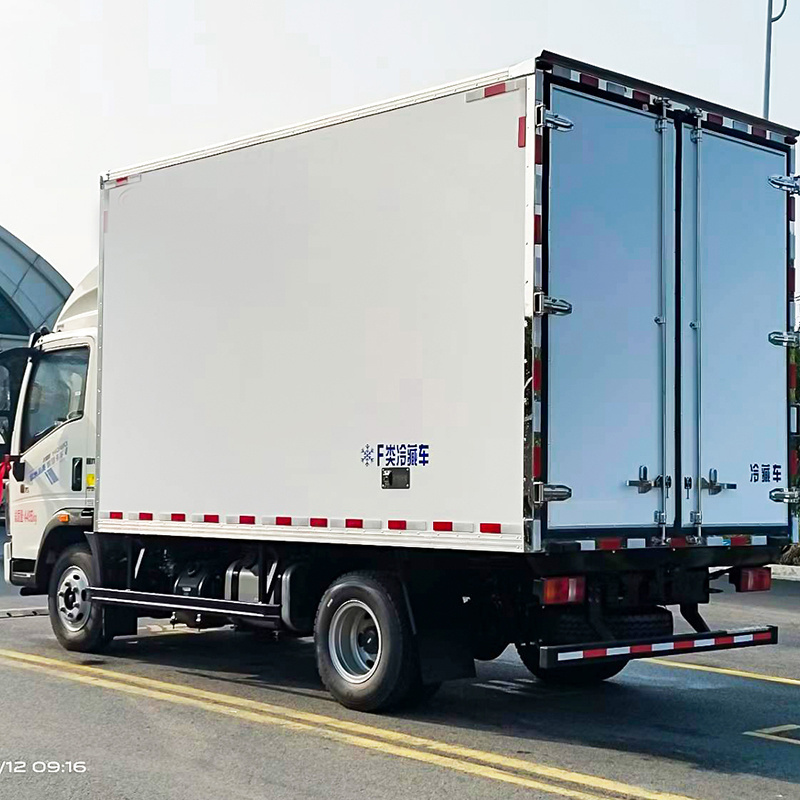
[
  {"left": 543, "top": 608, "right": 673, "bottom": 645},
  {"left": 516, "top": 644, "right": 627, "bottom": 685},
  {"left": 315, "top": 571, "right": 418, "bottom": 712},
  {"left": 48, "top": 544, "right": 110, "bottom": 653}
]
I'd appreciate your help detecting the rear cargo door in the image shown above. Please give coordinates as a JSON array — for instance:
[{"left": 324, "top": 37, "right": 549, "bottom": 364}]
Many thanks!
[
  {"left": 545, "top": 86, "right": 676, "bottom": 533},
  {"left": 680, "top": 125, "right": 789, "bottom": 534}
]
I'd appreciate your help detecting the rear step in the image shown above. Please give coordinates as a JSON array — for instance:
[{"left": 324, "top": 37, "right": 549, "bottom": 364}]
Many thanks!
[{"left": 539, "top": 625, "right": 777, "bottom": 668}]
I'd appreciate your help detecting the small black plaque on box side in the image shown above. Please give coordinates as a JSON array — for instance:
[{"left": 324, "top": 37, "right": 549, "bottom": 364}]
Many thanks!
[{"left": 381, "top": 468, "right": 410, "bottom": 489}]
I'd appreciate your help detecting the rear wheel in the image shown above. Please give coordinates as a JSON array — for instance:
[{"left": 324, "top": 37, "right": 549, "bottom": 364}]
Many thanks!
[
  {"left": 315, "top": 571, "right": 419, "bottom": 712},
  {"left": 48, "top": 544, "right": 110, "bottom": 652}
]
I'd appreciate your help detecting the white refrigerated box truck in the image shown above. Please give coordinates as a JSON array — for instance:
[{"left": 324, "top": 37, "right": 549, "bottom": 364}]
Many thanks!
[{"left": 3, "top": 51, "right": 799, "bottom": 711}]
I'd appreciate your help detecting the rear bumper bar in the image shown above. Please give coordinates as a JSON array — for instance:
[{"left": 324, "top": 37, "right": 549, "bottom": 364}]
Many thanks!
[{"left": 539, "top": 625, "right": 777, "bottom": 669}]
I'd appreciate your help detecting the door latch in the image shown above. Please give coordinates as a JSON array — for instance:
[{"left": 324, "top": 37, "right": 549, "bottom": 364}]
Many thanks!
[
  {"left": 768, "top": 174, "right": 800, "bottom": 195},
  {"left": 770, "top": 487, "right": 800, "bottom": 503},
  {"left": 533, "top": 482, "right": 573, "bottom": 504},
  {"left": 533, "top": 292, "right": 572, "bottom": 316},
  {"left": 535, "top": 104, "right": 574, "bottom": 132},
  {"left": 627, "top": 467, "right": 671, "bottom": 495},
  {"left": 768, "top": 331, "right": 800, "bottom": 348},
  {"left": 627, "top": 465, "right": 654, "bottom": 494},
  {"left": 700, "top": 468, "right": 736, "bottom": 496}
]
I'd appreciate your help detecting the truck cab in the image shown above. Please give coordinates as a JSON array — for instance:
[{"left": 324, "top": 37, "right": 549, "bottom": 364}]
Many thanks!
[{"left": 3, "top": 269, "right": 97, "bottom": 592}]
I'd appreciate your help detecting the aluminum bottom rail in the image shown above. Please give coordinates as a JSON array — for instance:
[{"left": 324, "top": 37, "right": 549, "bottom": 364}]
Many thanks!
[
  {"left": 87, "top": 587, "right": 281, "bottom": 619},
  {"left": 539, "top": 625, "right": 777, "bottom": 668}
]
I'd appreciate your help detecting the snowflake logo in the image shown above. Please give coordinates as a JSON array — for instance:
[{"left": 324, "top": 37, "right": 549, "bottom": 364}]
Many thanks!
[{"left": 361, "top": 444, "right": 374, "bottom": 466}]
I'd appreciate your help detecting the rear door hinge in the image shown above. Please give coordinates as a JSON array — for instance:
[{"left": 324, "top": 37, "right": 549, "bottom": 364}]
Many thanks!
[
  {"left": 536, "top": 104, "right": 574, "bottom": 132},
  {"left": 654, "top": 97, "right": 671, "bottom": 133},
  {"left": 534, "top": 292, "right": 572, "bottom": 316},
  {"left": 533, "top": 482, "right": 572, "bottom": 504},
  {"left": 768, "top": 331, "right": 800, "bottom": 347},
  {"left": 768, "top": 174, "right": 800, "bottom": 195}
]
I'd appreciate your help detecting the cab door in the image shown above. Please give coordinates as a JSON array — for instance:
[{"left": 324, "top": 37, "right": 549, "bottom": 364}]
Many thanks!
[{"left": 8, "top": 342, "right": 92, "bottom": 560}]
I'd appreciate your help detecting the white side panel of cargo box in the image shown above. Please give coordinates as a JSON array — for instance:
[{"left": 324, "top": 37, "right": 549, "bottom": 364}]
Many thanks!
[{"left": 97, "top": 88, "right": 527, "bottom": 552}]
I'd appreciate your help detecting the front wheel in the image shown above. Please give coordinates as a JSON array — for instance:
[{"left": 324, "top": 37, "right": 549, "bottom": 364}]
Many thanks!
[
  {"left": 315, "top": 571, "right": 419, "bottom": 712},
  {"left": 48, "top": 544, "right": 110, "bottom": 652},
  {"left": 516, "top": 643, "right": 627, "bottom": 685}
]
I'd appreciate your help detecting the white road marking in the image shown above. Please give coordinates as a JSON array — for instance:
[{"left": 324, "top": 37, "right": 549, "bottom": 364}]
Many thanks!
[
  {"left": 744, "top": 724, "right": 800, "bottom": 746},
  {"left": 0, "top": 607, "right": 48, "bottom": 618}
]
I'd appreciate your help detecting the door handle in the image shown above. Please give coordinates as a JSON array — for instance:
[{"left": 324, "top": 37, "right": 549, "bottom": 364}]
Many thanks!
[
  {"left": 627, "top": 465, "right": 654, "bottom": 494},
  {"left": 700, "top": 468, "right": 736, "bottom": 496},
  {"left": 71, "top": 458, "right": 83, "bottom": 491}
]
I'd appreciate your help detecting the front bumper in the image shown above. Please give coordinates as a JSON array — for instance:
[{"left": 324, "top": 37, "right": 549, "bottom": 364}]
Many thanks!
[{"left": 539, "top": 625, "right": 777, "bottom": 669}]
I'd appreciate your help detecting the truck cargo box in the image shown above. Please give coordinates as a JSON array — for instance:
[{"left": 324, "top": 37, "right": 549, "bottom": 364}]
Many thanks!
[{"left": 96, "top": 52, "right": 799, "bottom": 558}]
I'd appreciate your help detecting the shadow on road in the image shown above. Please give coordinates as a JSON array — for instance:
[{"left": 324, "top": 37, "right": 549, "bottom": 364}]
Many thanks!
[{"left": 81, "top": 621, "right": 800, "bottom": 790}]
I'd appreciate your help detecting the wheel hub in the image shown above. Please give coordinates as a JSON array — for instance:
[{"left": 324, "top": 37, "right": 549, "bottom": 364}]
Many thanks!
[
  {"left": 328, "top": 599, "right": 382, "bottom": 684},
  {"left": 56, "top": 566, "right": 90, "bottom": 632}
]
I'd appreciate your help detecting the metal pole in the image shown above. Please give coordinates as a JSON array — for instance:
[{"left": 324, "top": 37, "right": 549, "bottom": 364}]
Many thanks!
[{"left": 764, "top": 0, "right": 788, "bottom": 119}]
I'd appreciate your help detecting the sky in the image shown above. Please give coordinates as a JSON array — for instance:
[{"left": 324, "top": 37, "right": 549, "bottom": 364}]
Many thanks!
[{"left": 0, "top": 0, "right": 798, "bottom": 288}]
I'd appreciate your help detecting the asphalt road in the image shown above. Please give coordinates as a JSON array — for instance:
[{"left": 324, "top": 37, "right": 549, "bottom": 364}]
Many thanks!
[{"left": 1, "top": 574, "right": 799, "bottom": 800}]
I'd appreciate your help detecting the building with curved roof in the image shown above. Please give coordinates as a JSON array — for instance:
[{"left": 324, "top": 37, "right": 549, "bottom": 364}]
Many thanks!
[{"left": 0, "top": 224, "right": 72, "bottom": 350}]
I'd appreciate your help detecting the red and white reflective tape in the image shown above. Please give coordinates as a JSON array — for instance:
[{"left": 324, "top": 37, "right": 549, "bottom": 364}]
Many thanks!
[
  {"left": 557, "top": 630, "right": 774, "bottom": 663},
  {"left": 705, "top": 535, "right": 768, "bottom": 547},
  {"left": 99, "top": 511, "right": 520, "bottom": 535},
  {"left": 465, "top": 79, "right": 525, "bottom": 103},
  {"left": 573, "top": 534, "right": 769, "bottom": 552},
  {"left": 101, "top": 173, "right": 142, "bottom": 190},
  {"left": 551, "top": 65, "right": 788, "bottom": 143}
]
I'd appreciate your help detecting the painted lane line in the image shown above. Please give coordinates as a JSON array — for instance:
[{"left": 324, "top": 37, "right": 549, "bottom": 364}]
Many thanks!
[
  {"left": 475, "top": 683, "right": 528, "bottom": 696},
  {"left": 0, "top": 607, "right": 48, "bottom": 619},
  {"left": 0, "top": 656, "right": 626, "bottom": 800},
  {"left": 744, "top": 725, "right": 800, "bottom": 746},
  {"left": 0, "top": 648, "right": 701, "bottom": 800},
  {"left": 646, "top": 658, "right": 800, "bottom": 688},
  {"left": 748, "top": 724, "right": 800, "bottom": 735}
]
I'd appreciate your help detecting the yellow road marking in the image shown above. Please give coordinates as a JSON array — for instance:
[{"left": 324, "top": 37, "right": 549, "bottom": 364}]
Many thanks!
[
  {"left": 0, "top": 648, "right": 699, "bottom": 800},
  {"left": 744, "top": 724, "right": 800, "bottom": 746},
  {"left": 647, "top": 658, "right": 800, "bottom": 687},
  {"left": 0, "top": 656, "right": 617, "bottom": 800}
]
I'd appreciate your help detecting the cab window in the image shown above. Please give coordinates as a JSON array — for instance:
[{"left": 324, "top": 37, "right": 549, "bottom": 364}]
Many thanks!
[
  {"left": 0, "top": 365, "right": 11, "bottom": 444},
  {"left": 21, "top": 348, "right": 89, "bottom": 452}
]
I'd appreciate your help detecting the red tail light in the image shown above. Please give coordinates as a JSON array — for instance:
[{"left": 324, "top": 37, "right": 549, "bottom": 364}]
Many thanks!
[
  {"left": 542, "top": 576, "right": 585, "bottom": 605},
  {"left": 732, "top": 567, "right": 772, "bottom": 592}
]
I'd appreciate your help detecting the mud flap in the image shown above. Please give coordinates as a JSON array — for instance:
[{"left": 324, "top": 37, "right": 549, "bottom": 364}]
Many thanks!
[{"left": 407, "top": 584, "right": 475, "bottom": 683}]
